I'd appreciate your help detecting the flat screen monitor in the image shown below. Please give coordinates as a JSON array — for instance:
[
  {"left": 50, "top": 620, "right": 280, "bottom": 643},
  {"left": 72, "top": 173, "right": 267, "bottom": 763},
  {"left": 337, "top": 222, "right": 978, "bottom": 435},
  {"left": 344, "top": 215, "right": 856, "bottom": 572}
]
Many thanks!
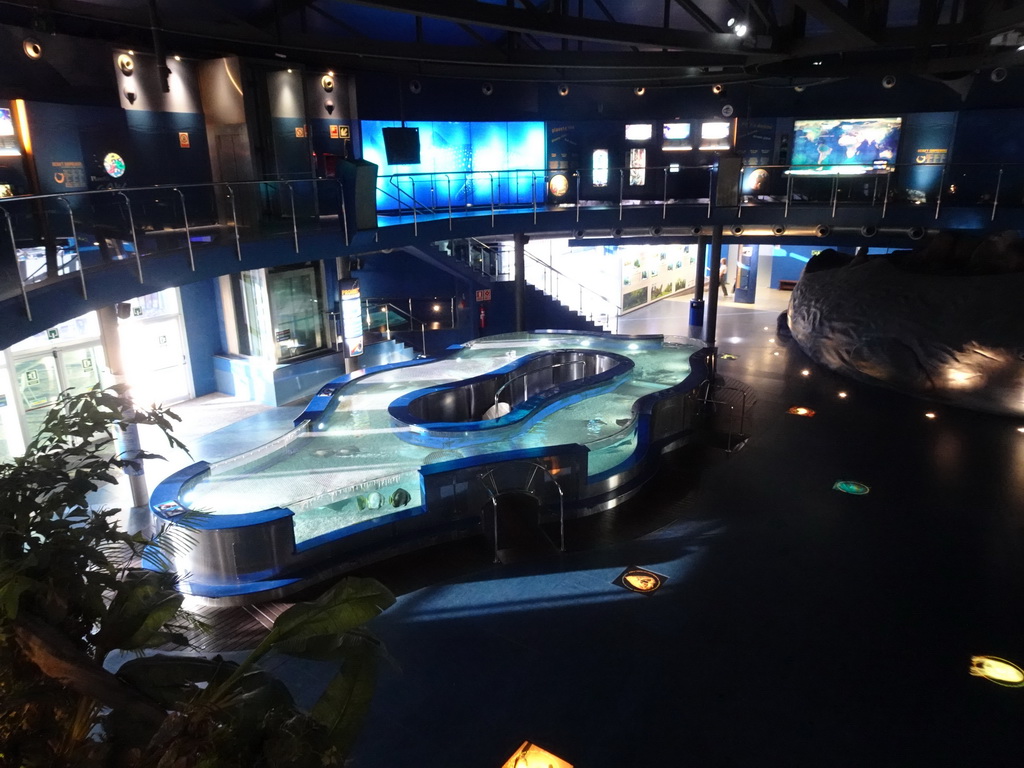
[
  {"left": 662, "top": 123, "right": 692, "bottom": 151},
  {"left": 382, "top": 127, "right": 421, "bottom": 165},
  {"left": 625, "top": 123, "right": 653, "bottom": 142},
  {"left": 789, "top": 117, "right": 902, "bottom": 174},
  {"left": 0, "top": 107, "right": 19, "bottom": 157},
  {"left": 699, "top": 121, "right": 733, "bottom": 150}
]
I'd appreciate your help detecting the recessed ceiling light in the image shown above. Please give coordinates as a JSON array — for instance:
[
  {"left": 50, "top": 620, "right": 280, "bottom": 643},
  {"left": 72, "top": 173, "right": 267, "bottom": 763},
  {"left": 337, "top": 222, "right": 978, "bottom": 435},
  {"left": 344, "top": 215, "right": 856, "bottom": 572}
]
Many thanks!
[
  {"left": 801, "top": 369, "right": 810, "bottom": 376},
  {"left": 925, "top": 412, "right": 937, "bottom": 419}
]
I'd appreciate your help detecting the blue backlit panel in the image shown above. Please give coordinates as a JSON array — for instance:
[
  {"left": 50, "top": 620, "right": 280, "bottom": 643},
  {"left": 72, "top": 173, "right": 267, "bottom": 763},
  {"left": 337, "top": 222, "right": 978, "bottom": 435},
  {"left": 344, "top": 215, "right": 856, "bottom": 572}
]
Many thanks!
[{"left": 362, "top": 120, "right": 545, "bottom": 210}]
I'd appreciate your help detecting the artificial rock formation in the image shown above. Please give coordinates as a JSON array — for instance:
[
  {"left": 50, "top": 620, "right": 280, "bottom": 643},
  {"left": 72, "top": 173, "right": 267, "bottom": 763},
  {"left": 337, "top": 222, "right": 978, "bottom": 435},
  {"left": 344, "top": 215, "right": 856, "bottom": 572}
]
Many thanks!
[{"left": 786, "top": 233, "right": 1024, "bottom": 416}]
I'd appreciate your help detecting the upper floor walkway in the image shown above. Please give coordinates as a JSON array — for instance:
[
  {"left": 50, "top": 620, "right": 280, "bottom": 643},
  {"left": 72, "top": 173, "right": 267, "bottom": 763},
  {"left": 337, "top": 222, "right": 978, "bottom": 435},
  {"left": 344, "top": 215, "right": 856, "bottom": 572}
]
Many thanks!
[{"left": 1, "top": 160, "right": 1020, "bottom": 349}]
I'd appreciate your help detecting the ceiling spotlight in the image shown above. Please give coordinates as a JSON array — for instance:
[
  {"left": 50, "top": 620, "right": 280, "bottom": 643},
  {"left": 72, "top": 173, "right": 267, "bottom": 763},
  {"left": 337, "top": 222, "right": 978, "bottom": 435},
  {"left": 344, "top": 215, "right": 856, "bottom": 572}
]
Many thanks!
[
  {"left": 794, "top": 85, "right": 806, "bottom": 93},
  {"left": 734, "top": 22, "right": 749, "bottom": 37},
  {"left": 23, "top": 38, "right": 42, "bottom": 60},
  {"left": 882, "top": 74, "right": 896, "bottom": 89},
  {"left": 321, "top": 74, "right": 335, "bottom": 92},
  {"left": 482, "top": 82, "right": 494, "bottom": 96},
  {"left": 991, "top": 67, "right": 1008, "bottom": 82},
  {"left": 726, "top": 17, "right": 736, "bottom": 27},
  {"left": 712, "top": 83, "right": 724, "bottom": 95},
  {"left": 173, "top": 54, "right": 182, "bottom": 62},
  {"left": 558, "top": 83, "right": 570, "bottom": 96},
  {"left": 409, "top": 79, "right": 422, "bottom": 94},
  {"left": 634, "top": 86, "right": 646, "bottom": 96},
  {"left": 117, "top": 53, "right": 135, "bottom": 76}
]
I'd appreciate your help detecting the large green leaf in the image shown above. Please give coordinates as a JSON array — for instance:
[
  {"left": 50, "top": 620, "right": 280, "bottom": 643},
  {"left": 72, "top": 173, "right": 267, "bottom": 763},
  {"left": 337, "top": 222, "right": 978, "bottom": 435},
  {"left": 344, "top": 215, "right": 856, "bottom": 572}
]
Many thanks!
[
  {"left": 92, "top": 570, "right": 185, "bottom": 653},
  {"left": 309, "top": 633, "right": 381, "bottom": 758},
  {"left": 266, "top": 577, "right": 395, "bottom": 660}
]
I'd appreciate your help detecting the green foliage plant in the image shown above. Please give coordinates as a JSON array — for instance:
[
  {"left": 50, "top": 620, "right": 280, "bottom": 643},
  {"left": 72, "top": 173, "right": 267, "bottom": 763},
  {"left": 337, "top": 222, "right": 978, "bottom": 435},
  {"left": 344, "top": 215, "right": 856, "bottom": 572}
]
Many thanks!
[{"left": 0, "top": 386, "right": 395, "bottom": 767}]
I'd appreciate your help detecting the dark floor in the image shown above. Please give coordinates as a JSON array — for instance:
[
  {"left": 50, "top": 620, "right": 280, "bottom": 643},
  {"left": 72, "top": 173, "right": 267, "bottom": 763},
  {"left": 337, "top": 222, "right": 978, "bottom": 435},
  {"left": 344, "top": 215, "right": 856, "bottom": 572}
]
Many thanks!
[{"left": 337, "top": 291, "right": 1024, "bottom": 767}]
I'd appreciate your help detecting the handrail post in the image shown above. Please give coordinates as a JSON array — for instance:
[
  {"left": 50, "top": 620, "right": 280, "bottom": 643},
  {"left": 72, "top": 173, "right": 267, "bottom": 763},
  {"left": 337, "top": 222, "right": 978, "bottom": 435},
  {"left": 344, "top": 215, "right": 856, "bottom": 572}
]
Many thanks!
[
  {"left": 831, "top": 176, "right": 838, "bottom": 218},
  {"left": 489, "top": 172, "right": 496, "bottom": 227},
  {"left": 335, "top": 179, "right": 350, "bottom": 247},
  {"left": 115, "top": 191, "right": 145, "bottom": 281},
  {"left": 0, "top": 206, "right": 32, "bottom": 320},
  {"left": 935, "top": 166, "right": 945, "bottom": 220},
  {"left": 662, "top": 166, "right": 669, "bottom": 219},
  {"left": 444, "top": 174, "right": 452, "bottom": 230},
  {"left": 618, "top": 168, "right": 624, "bottom": 221},
  {"left": 172, "top": 187, "right": 195, "bottom": 270},
  {"left": 531, "top": 172, "right": 538, "bottom": 225},
  {"left": 707, "top": 166, "right": 713, "bottom": 217},
  {"left": 224, "top": 185, "right": 243, "bottom": 260},
  {"left": 882, "top": 171, "right": 892, "bottom": 219},
  {"left": 285, "top": 181, "right": 299, "bottom": 253},
  {"left": 57, "top": 196, "right": 87, "bottom": 299},
  {"left": 574, "top": 172, "right": 581, "bottom": 223},
  {"left": 992, "top": 167, "right": 1003, "bottom": 222},
  {"left": 785, "top": 172, "right": 793, "bottom": 218}
]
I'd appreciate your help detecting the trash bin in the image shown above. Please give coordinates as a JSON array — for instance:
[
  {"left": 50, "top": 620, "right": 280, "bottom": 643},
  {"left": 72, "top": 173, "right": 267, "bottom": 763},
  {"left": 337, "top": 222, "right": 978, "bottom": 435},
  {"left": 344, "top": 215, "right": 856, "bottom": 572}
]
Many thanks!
[{"left": 689, "top": 299, "right": 705, "bottom": 327}]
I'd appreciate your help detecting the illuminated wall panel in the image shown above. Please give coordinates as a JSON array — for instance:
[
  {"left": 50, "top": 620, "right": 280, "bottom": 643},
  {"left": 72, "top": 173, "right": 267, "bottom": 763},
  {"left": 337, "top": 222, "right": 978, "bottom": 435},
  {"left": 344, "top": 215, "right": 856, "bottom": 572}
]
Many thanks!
[{"left": 362, "top": 120, "right": 545, "bottom": 209}]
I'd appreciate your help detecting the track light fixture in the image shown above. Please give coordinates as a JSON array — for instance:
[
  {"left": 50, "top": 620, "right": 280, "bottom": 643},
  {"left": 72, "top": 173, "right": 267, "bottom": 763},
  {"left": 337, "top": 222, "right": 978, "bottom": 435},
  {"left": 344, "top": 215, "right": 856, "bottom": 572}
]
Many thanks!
[
  {"left": 882, "top": 74, "right": 896, "bottom": 89},
  {"left": 712, "top": 83, "right": 724, "bottom": 95},
  {"left": 558, "top": 83, "right": 570, "bottom": 96},
  {"left": 409, "top": 79, "right": 422, "bottom": 94},
  {"left": 634, "top": 86, "right": 646, "bottom": 96},
  {"left": 482, "top": 82, "right": 494, "bottom": 96},
  {"left": 23, "top": 38, "right": 42, "bottom": 59}
]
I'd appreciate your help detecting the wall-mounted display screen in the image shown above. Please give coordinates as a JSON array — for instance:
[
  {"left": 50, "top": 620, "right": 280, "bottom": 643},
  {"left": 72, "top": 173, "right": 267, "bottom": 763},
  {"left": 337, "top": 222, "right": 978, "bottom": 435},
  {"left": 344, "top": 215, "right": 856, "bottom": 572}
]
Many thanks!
[
  {"left": 629, "top": 147, "right": 646, "bottom": 186},
  {"left": 625, "top": 123, "right": 653, "bottom": 141},
  {"left": 789, "top": 117, "right": 902, "bottom": 174},
  {"left": 0, "top": 107, "right": 20, "bottom": 157},
  {"left": 361, "top": 120, "right": 545, "bottom": 209},
  {"left": 592, "top": 149, "right": 609, "bottom": 187},
  {"left": 662, "top": 123, "right": 692, "bottom": 151},
  {"left": 700, "top": 121, "right": 734, "bottom": 150}
]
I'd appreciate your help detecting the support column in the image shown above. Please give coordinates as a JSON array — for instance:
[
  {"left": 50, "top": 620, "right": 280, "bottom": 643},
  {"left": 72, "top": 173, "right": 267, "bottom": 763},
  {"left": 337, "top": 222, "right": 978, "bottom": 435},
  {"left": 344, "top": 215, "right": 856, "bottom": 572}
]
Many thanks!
[
  {"left": 705, "top": 224, "right": 723, "bottom": 351},
  {"left": 97, "top": 305, "right": 150, "bottom": 533},
  {"left": 689, "top": 233, "right": 708, "bottom": 327},
  {"left": 514, "top": 232, "right": 528, "bottom": 332}
]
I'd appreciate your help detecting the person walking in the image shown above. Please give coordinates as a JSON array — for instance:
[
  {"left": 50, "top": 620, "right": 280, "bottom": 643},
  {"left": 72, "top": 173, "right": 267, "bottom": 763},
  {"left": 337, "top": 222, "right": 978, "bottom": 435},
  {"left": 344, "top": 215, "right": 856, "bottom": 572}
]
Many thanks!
[{"left": 719, "top": 257, "right": 730, "bottom": 297}]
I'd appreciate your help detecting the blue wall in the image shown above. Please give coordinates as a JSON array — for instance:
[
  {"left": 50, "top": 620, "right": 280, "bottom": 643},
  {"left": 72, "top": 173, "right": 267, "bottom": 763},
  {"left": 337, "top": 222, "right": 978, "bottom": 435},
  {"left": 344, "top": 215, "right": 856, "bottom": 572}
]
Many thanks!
[{"left": 179, "top": 278, "right": 221, "bottom": 397}]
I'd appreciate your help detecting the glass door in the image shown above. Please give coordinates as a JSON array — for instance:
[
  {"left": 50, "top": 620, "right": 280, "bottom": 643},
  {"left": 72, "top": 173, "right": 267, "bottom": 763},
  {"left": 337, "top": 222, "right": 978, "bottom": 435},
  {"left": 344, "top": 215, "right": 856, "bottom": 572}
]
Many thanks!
[{"left": 14, "top": 344, "right": 105, "bottom": 443}]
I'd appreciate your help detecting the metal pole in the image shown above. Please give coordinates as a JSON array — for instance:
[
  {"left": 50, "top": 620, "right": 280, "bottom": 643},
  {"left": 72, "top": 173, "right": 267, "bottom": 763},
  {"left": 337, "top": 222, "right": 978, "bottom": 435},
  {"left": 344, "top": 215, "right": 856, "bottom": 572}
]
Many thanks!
[
  {"left": 706, "top": 167, "right": 713, "bottom": 218},
  {"left": 662, "top": 166, "right": 668, "bottom": 219},
  {"left": 618, "top": 169, "right": 624, "bottom": 221},
  {"left": 706, "top": 224, "right": 723, "bottom": 348},
  {"left": 336, "top": 179, "right": 350, "bottom": 247},
  {"left": 514, "top": 232, "right": 527, "bottom": 332},
  {"left": 0, "top": 206, "right": 31, "bottom": 320},
  {"left": 58, "top": 197, "right": 86, "bottom": 299},
  {"left": 575, "top": 172, "right": 581, "bottom": 223},
  {"left": 882, "top": 172, "right": 892, "bottom": 219},
  {"left": 285, "top": 181, "right": 299, "bottom": 253},
  {"left": 532, "top": 172, "right": 538, "bottom": 225},
  {"left": 935, "top": 166, "right": 945, "bottom": 220},
  {"left": 785, "top": 173, "right": 793, "bottom": 218},
  {"left": 489, "top": 172, "right": 496, "bottom": 227},
  {"left": 831, "top": 176, "right": 838, "bottom": 218},
  {"left": 116, "top": 192, "right": 144, "bottom": 281},
  {"left": 445, "top": 175, "right": 452, "bottom": 230},
  {"left": 992, "top": 167, "right": 1003, "bottom": 222},
  {"left": 172, "top": 188, "right": 195, "bottom": 270},
  {"left": 224, "top": 186, "right": 242, "bottom": 260}
]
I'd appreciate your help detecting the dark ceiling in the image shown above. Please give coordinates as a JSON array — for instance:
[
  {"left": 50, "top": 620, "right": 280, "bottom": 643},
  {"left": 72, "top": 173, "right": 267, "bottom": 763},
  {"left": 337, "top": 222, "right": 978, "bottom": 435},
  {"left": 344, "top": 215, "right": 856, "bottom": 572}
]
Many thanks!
[{"left": 1, "top": 0, "right": 1023, "bottom": 87}]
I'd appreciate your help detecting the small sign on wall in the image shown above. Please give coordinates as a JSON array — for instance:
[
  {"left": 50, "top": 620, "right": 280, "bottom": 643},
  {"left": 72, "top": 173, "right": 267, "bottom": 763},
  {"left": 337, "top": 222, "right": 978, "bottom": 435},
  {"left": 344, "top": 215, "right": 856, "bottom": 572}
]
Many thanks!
[
  {"left": 329, "top": 125, "right": 339, "bottom": 139},
  {"left": 295, "top": 126, "right": 308, "bottom": 138},
  {"left": 338, "top": 125, "right": 350, "bottom": 139},
  {"left": 475, "top": 289, "right": 491, "bottom": 301},
  {"left": 179, "top": 132, "right": 190, "bottom": 148},
  {"left": 51, "top": 161, "right": 87, "bottom": 190}
]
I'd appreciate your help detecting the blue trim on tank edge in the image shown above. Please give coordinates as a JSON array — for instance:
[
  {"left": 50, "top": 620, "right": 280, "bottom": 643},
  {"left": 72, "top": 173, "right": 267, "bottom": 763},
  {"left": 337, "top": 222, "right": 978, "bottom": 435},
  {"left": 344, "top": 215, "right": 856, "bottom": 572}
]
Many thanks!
[
  {"left": 388, "top": 348, "right": 634, "bottom": 441},
  {"left": 295, "top": 504, "right": 427, "bottom": 552}
]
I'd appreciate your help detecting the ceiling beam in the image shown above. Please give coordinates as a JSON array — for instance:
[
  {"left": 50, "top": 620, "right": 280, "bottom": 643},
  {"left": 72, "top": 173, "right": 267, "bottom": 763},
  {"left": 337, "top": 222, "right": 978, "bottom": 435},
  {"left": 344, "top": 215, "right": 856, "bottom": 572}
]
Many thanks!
[
  {"left": 791, "top": 0, "right": 877, "bottom": 46},
  {"left": 332, "top": 0, "right": 756, "bottom": 53},
  {"left": 671, "top": 0, "right": 722, "bottom": 33}
]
